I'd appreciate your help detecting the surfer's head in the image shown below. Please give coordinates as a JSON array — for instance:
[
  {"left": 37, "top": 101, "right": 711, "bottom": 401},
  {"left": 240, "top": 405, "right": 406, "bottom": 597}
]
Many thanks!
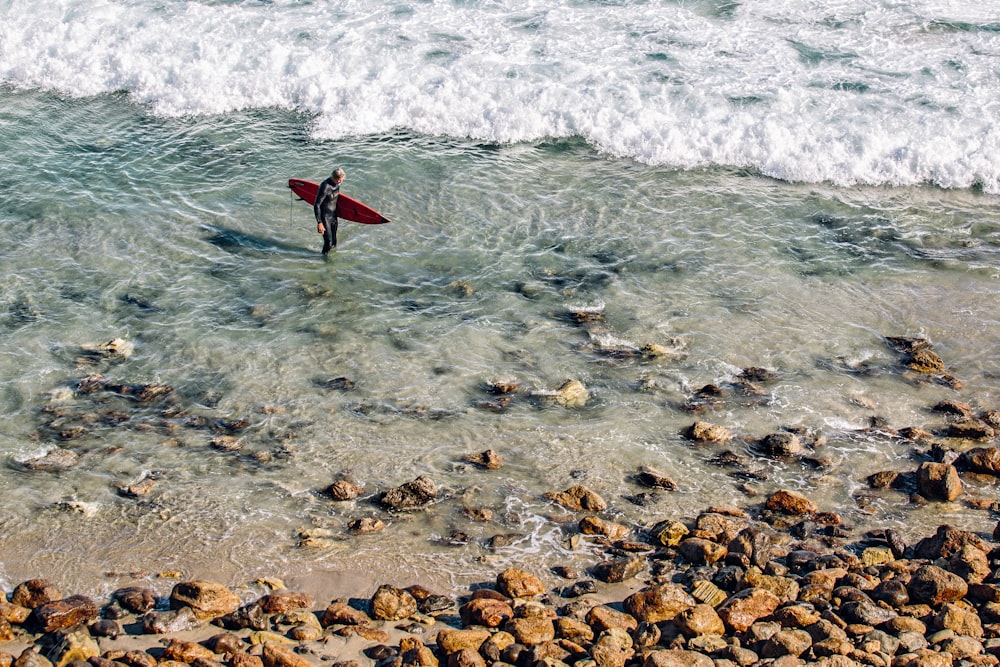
[{"left": 332, "top": 167, "right": 346, "bottom": 183}]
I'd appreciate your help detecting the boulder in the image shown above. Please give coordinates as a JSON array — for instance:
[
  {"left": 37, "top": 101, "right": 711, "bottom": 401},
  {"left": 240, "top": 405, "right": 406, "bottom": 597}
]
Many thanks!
[
  {"left": 957, "top": 447, "right": 1000, "bottom": 476},
  {"left": 435, "top": 628, "right": 491, "bottom": 655},
  {"left": 765, "top": 490, "right": 818, "bottom": 515},
  {"left": 170, "top": 581, "right": 241, "bottom": 620},
  {"left": 759, "top": 432, "right": 805, "bottom": 458},
  {"left": 907, "top": 565, "right": 968, "bottom": 606},
  {"left": 623, "top": 584, "right": 696, "bottom": 623},
  {"left": 370, "top": 585, "right": 417, "bottom": 621},
  {"left": 379, "top": 476, "right": 438, "bottom": 510},
  {"left": 916, "top": 462, "right": 962, "bottom": 501},
  {"left": 677, "top": 538, "right": 727, "bottom": 565},
  {"left": 320, "top": 601, "right": 370, "bottom": 627},
  {"left": 586, "top": 605, "right": 639, "bottom": 634},
  {"left": 543, "top": 485, "right": 607, "bottom": 512},
  {"left": 11, "top": 580, "right": 62, "bottom": 609},
  {"left": 717, "top": 588, "right": 781, "bottom": 633},
  {"left": 674, "top": 604, "right": 725, "bottom": 637},
  {"left": 504, "top": 617, "right": 555, "bottom": 646},
  {"left": 497, "top": 568, "right": 545, "bottom": 598},
  {"left": 32, "top": 595, "right": 98, "bottom": 633},
  {"left": 459, "top": 598, "right": 513, "bottom": 628},
  {"left": 685, "top": 422, "right": 732, "bottom": 444}
]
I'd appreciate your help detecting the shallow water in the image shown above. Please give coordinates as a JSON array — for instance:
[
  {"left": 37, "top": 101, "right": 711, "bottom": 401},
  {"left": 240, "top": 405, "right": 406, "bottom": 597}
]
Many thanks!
[{"left": 0, "top": 88, "right": 998, "bottom": 598}]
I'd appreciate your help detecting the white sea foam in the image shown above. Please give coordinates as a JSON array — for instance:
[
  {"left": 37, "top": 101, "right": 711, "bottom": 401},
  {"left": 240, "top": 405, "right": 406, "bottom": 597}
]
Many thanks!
[{"left": 1, "top": 0, "right": 998, "bottom": 191}]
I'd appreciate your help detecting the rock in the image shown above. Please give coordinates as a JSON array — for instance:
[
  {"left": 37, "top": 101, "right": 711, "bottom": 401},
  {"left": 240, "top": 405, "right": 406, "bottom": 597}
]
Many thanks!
[
  {"left": 913, "top": 524, "right": 990, "bottom": 560},
  {"left": 907, "top": 348, "right": 946, "bottom": 373},
  {"left": 591, "top": 557, "right": 644, "bottom": 583},
  {"left": 261, "top": 643, "right": 313, "bottom": 667},
  {"left": 12, "top": 647, "right": 52, "bottom": 667},
  {"left": 579, "top": 516, "right": 630, "bottom": 541},
  {"left": 543, "top": 485, "right": 607, "bottom": 512},
  {"left": 169, "top": 581, "right": 241, "bottom": 620},
  {"left": 464, "top": 449, "right": 504, "bottom": 470},
  {"left": 685, "top": 422, "right": 732, "bottom": 444},
  {"left": 586, "top": 605, "right": 639, "bottom": 634},
  {"left": 379, "top": 476, "right": 438, "bottom": 510},
  {"left": 760, "top": 629, "right": 813, "bottom": 658},
  {"left": 635, "top": 466, "right": 678, "bottom": 491},
  {"left": 649, "top": 520, "right": 689, "bottom": 547},
  {"left": 759, "top": 432, "right": 805, "bottom": 458},
  {"left": 957, "top": 447, "right": 1000, "bottom": 476},
  {"left": 916, "top": 462, "right": 962, "bottom": 501},
  {"left": 257, "top": 592, "right": 314, "bottom": 614},
  {"left": 141, "top": 607, "right": 201, "bottom": 634},
  {"left": 320, "top": 601, "right": 370, "bottom": 627},
  {"left": 89, "top": 619, "right": 120, "bottom": 639},
  {"left": 11, "top": 580, "right": 62, "bottom": 609},
  {"left": 674, "top": 604, "right": 725, "bottom": 637},
  {"left": 436, "top": 628, "right": 491, "bottom": 655},
  {"left": 497, "top": 568, "right": 545, "bottom": 598},
  {"left": 950, "top": 543, "right": 992, "bottom": 584},
  {"left": 938, "top": 635, "right": 984, "bottom": 660},
  {"left": 623, "top": 584, "right": 696, "bottom": 623},
  {"left": 460, "top": 598, "right": 513, "bottom": 628},
  {"left": 160, "top": 639, "right": 217, "bottom": 663},
  {"left": 839, "top": 600, "right": 897, "bottom": 626},
  {"left": 371, "top": 585, "right": 417, "bottom": 621},
  {"left": 504, "top": 617, "right": 555, "bottom": 646},
  {"left": 894, "top": 649, "right": 953, "bottom": 667},
  {"left": 32, "top": 595, "right": 99, "bottom": 633},
  {"left": 348, "top": 517, "right": 386, "bottom": 533},
  {"left": 677, "top": 538, "right": 727, "bottom": 565},
  {"left": 717, "top": 588, "right": 781, "bottom": 633},
  {"left": 947, "top": 419, "right": 996, "bottom": 440},
  {"left": 690, "top": 580, "right": 727, "bottom": 607},
  {"left": 728, "top": 527, "right": 772, "bottom": 569},
  {"left": 743, "top": 569, "right": 800, "bottom": 604},
  {"left": 21, "top": 449, "right": 80, "bottom": 472},
  {"left": 643, "top": 649, "right": 714, "bottom": 667},
  {"left": 38, "top": 626, "right": 99, "bottom": 667},
  {"left": 554, "top": 380, "right": 589, "bottom": 407},
  {"left": 765, "top": 490, "right": 818, "bottom": 515},
  {"left": 113, "top": 587, "right": 157, "bottom": 614},
  {"left": 934, "top": 602, "right": 983, "bottom": 638},
  {"left": 326, "top": 480, "right": 364, "bottom": 500},
  {"left": 907, "top": 565, "right": 968, "bottom": 606}
]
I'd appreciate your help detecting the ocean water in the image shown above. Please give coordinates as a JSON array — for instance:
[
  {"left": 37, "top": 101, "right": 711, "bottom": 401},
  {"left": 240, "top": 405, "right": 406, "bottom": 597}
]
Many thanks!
[{"left": 1, "top": 0, "right": 999, "bottom": 599}]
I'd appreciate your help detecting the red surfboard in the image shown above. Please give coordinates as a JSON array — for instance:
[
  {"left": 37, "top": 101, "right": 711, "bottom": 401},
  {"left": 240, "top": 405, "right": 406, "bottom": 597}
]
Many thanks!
[{"left": 288, "top": 178, "right": 391, "bottom": 225}]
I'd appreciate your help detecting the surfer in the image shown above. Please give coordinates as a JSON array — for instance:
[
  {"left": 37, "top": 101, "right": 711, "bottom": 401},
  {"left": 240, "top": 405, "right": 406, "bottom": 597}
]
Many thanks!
[{"left": 314, "top": 167, "right": 345, "bottom": 255}]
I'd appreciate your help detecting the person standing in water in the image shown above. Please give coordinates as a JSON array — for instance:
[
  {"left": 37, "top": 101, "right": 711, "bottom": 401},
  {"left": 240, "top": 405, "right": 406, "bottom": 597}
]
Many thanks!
[{"left": 314, "top": 167, "right": 345, "bottom": 255}]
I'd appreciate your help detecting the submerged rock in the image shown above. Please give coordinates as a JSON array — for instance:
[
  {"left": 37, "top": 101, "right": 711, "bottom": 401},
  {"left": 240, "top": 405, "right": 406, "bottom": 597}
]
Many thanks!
[{"left": 379, "top": 475, "right": 438, "bottom": 511}]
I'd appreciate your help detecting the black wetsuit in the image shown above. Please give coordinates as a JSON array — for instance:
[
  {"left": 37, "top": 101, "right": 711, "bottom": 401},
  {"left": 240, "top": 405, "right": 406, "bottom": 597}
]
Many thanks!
[{"left": 314, "top": 177, "right": 341, "bottom": 254}]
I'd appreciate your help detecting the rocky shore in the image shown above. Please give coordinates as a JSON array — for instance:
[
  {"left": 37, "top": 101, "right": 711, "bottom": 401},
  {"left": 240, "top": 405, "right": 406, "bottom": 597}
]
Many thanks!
[{"left": 3, "top": 480, "right": 1000, "bottom": 667}]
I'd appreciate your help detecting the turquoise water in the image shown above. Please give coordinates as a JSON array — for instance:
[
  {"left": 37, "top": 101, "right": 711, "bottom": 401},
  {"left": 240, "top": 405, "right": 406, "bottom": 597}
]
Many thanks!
[{"left": 1, "top": 88, "right": 999, "bottom": 597}]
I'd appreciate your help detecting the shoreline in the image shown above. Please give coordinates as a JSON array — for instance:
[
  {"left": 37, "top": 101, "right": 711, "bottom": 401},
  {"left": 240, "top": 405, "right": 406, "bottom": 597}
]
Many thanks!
[{"left": 3, "top": 475, "right": 1000, "bottom": 667}]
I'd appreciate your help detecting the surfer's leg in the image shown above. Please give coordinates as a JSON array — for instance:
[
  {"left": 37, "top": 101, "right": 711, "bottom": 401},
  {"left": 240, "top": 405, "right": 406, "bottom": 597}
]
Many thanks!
[{"left": 321, "top": 217, "right": 335, "bottom": 254}]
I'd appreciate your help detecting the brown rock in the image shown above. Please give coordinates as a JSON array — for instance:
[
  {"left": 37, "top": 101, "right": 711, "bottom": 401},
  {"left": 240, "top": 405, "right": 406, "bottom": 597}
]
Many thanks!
[
  {"left": 907, "top": 348, "right": 946, "bottom": 373},
  {"left": 894, "top": 649, "right": 953, "bottom": 667},
  {"left": 13, "top": 647, "right": 52, "bottom": 667},
  {"left": 554, "top": 618, "right": 594, "bottom": 643},
  {"left": 717, "top": 588, "right": 781, "bottom": 633},
  {"left": 591, "top": 557, "right": 644, "bottom": 583},
  {"left": 947, "top": 419, "right": 996, "bottom": 440},
  {"left": 459, "top": 598, "right": 512, "bottom": 628},
  {"left": 686, "top": 421, "right": 732, "bottom": 444},
  {"left": 950, "top": 544, "right": 992, "bottom": 584},
  {"left": 370, "top": 585, "right": 417, "bottom": 621},
  {"left": 643, "top": 649, "right": 714, "bottom": 667},
  {"left": 674, "top": 604, "right": 725, "bottom": 637},
  {"left": 257, "top": 592, "right": 314, "bottom": 614},
  {"left": 917, "top": 462, "right": 962, "bottom": 501},
  {"left": 42, "top": 626, "right": 99, "bottom": 667},
  {"left": 649, "top": 520, "right": 689, "bottom": 547},
  {"left": 586, "top": 605, "right": 639, "bottom": 634},
  {"left": 32, "top": 595, "right": 99, "bottom": 633},
  {"left": 446, "top": 648, "right": 484, "bottom": 667},
  {"left": 728, "top": 526, "right": 772, "bottom": 569},
  {"left": 261, "top": 643, "right": 312, "bottom": 667},
  {"left": 543, "top": 485, "right": 607, "bottom": 512},
  {"left": 464, "top": 449, "right": 504, "bottom": 470},
  {"left": 765, "top": 490, "right": 818, "bottom": 515},
  {"left": 579, "top": 516, "right": 630, "bottom": 541},
  {"left": 170, "top": 581, "right": 241, "bottom": 620},
  {"left": 379, "top": 476, "right": 438, "bottom": 510},
  {"left": 496, "top": 568, "right": 545, "bottom": 598},
  {"left": 760, "top": 432, "right": 805, "bottom": 458},
  {"left": 326, "top": 480, "right": 363, "bottom": 500},
  {"left": 320, "top": 601, "right": 370, "bottom": 627},
  {"left": 435, "top": 628, "right": 491, "bottom": 655},
  {"left": 347, "top": 516, "right": 386, "bottom": 533},
  {"left": 907, "top": 565, "right": 968, "bottom": 606},
  {"left": 0, "top": 601, "right": 31, "bottom": 625},
  {"left": 141, "top": 607, "right": 201, "bottom": 634},
  {"left": 11, "top": 580, "right": 62, "bottom": 609},
  {"left": 934, "top": 602, "right": 983, "bottom": 638},
  {"left": 677, "top": 537, "right": 727, "bottom": 565},
  {"left": 113, "top": 587, "right": 157, "bottom": 614},
  {"left": 623, "top": 584, "right": 695, "bottom": 623},
  {"left": 760, "top": 629, "right": 813, "bottom": 658},
  {"left": 591, "top": 628, "right": 635, "bottom": 667},
  {"left": 505, "top": 617, "right": 555, "bottom": 646},
  {"left": 957, "top": 447, "right": 1000, "bottom": 476},
  {"left": 636, "top": 466, "right": 678, "bottom": 491},
  {"left": 913, "top": 524, "right": 989, "bottom": 560},
  {"left": 161, "top": 639, "right": 217, "bottom": 664},
  {"left": 230, "top": 655, "right": 264, "bottom": 667}
]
